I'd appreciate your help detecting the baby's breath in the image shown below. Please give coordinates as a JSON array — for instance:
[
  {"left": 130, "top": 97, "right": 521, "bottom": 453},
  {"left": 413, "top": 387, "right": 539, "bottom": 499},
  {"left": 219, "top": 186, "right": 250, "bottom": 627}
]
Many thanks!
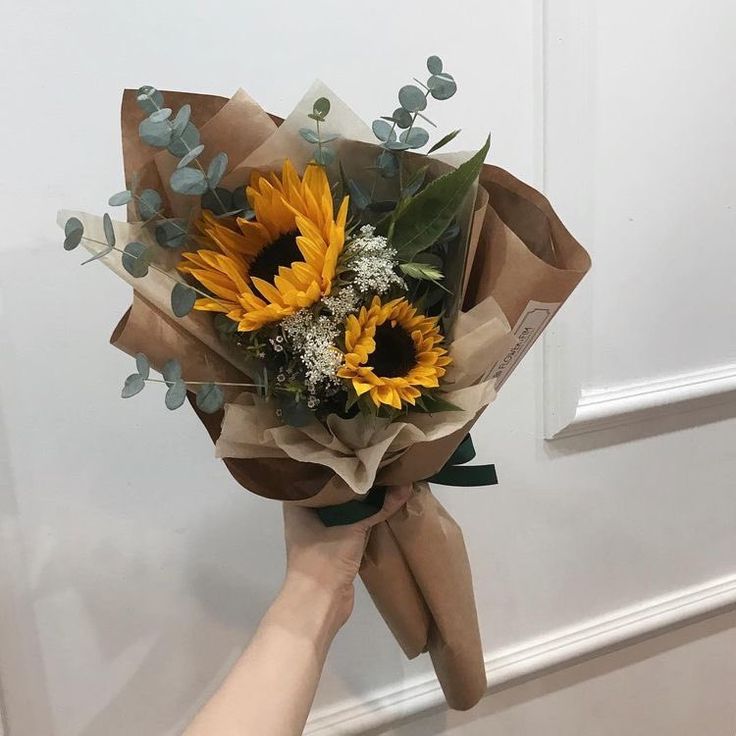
[{"left": 342, "top": 225, "right": 406, "bottom": 295}]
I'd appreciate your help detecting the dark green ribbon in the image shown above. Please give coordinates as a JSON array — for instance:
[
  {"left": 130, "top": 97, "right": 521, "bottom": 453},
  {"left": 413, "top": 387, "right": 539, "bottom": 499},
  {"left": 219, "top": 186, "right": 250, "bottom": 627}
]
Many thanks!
[{"left": 316, "top": 434, "right": 496, "bottom": 527}]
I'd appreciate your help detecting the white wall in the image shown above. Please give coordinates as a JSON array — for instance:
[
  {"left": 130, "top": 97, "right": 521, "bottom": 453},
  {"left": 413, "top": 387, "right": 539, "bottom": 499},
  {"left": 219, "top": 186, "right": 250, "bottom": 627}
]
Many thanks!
[{"left": 1, "top": 2, "right": 735, "bottom": 735}]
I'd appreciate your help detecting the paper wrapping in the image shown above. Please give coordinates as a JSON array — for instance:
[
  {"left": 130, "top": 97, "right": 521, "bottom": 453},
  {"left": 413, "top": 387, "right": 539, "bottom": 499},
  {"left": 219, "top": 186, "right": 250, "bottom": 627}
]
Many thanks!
[{"left": 72, "top": 86, "right": 590, "bottom": 712}]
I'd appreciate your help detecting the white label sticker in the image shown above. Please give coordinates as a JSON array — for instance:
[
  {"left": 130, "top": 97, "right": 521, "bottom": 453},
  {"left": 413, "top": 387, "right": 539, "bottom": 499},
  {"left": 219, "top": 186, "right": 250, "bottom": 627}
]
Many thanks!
[{"left": 489, "top": 300, "right": 561, "bottom": 390}]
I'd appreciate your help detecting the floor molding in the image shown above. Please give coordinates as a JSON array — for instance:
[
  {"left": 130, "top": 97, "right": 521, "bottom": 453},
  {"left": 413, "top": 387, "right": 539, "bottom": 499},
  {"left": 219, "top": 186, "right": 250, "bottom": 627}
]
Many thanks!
[
  {"left": 549, "top": 364, "right": 736, "bottom": 439},
  {"left": 305, "top": 574, "right": 736, "bottom": 735}
]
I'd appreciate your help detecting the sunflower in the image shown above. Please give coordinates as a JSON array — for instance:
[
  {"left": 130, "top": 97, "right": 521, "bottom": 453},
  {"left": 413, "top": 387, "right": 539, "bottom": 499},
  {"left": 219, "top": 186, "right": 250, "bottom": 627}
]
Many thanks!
[
  {"left": 337, "top": 296, "right": 452, "bottom": 409},
  {"left": 178, "top": 160, "right": 349, "bottom": 331}
]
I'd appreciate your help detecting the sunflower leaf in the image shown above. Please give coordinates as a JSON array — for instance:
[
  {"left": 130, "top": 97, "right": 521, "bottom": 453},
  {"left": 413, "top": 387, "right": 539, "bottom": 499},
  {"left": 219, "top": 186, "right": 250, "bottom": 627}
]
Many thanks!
[{"left": 390, "top": 135, "right": 490, "bottom": 259}]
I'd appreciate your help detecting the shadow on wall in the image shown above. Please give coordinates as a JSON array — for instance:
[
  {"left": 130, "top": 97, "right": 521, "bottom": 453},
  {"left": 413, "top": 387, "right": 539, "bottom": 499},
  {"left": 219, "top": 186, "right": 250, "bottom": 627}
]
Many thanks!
[{"left": 365, "top": 606, "right": 736, "bottom": 736}]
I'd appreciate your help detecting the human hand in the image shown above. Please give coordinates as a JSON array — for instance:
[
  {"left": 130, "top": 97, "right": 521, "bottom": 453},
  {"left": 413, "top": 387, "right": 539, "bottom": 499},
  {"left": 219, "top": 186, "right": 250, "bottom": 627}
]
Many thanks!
[{"left": 282, "top": 484, "right": 414, "bottom": 628}]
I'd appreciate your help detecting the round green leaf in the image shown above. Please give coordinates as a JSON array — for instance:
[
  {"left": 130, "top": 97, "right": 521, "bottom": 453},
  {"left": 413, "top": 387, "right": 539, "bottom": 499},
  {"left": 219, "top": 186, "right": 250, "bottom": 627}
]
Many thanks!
[
  {"left": 400, "top": 127, "right": 430, "bottom": 149},
  {"left": 121, "top": 373, "right": 145, "bottom": 398},
  {"left": 136, "top": 86, "right": 164, "bottom": 114},
  {"left": 427, "top": 55, "right": 443, "bottom": 74},
  {"left": 372, "top": 119, "right": 396, "bottom": 143},
  {"left": 313, "top": 147, "right": 335, "bottom": 165},
  {"left": 135, "top": 352, "right": 150, "bottom": 379},
  {"left": 172, "top": 104, "right": 191, "bottom": 137},
  {"left": 102, "top": 213, "right": 116, "bottom": 247},
  {"left": 207, "top": 152, "right": 228, "bottom": 188},
  {"left": 385, "top": 140, "right": 411, "bottom": 151},
  {"left": 398, "top": 85, "right": 427, "bottom": 112},
  {"left": 428, "top": 73, "right": 457, "bottom": 100},
  {"left": 299, "top": 127, "right": 320, "bottom": 144},
  {"left": 167, "top": 122, "right": 200, "bottom": 157},
  {"left": 312, "top": 97, "right": 330, "bottom": 120},
  {"left": 162, "top": 358, "right": 182, "bottom": 383},
  {"left": 155, "top": 220, "right": 187, "bottom": 249},
  {"left": 121, "top": 241, "right": 150, "bottom": 278},
  {"left": 376, "top": 150, "right": 398, "bottom": 178},
  {"left": 170, "top": 167, "right": 208, "bottom": 196},
  {"left": 201, "top": 188, "right": 233, "bottom": 215},
  {"left": 137, "top": 188, "right": 162, "bottom": 220},
  {"left": 139, "top": 117, "right": 172, "bottom": 148},
  {"left": 196, "top": 383, "right": 224, "bottom": 414},
  {"left": 171, "top": 282, "right": 196, "bottom": 317},
  {"left": 63, "top": 217, "right": 84, "bottom": 250},
  {"left": 391, "top": 108, "right": 413, "bottom": 129},
  {"left": 165, "top": 379, "right": 187, "bottom": 410},
  {"left": 149, "top": 108, "right": 171, "bottom": 123},
  {"left": 176, "top": 144, "right": 205, "bottom": 169},
  {"left": 108, "top": 190, "right": 132, "bottom": 206}
]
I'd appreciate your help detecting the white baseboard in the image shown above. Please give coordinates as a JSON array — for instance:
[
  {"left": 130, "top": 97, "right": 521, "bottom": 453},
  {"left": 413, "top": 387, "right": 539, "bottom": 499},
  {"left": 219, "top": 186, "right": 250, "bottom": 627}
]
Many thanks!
[
  {"left": 305, "top": 574, "right": 736, "bottom": 735},
  {"left": 549, "top": 364, "right": 736, "bottom": 440}
]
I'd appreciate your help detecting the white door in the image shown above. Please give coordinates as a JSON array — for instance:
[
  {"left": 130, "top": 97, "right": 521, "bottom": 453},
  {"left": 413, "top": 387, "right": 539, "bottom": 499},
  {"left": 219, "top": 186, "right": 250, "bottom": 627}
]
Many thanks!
[{"left": 1, "top": 2, "right": 735, "bottom": 735}]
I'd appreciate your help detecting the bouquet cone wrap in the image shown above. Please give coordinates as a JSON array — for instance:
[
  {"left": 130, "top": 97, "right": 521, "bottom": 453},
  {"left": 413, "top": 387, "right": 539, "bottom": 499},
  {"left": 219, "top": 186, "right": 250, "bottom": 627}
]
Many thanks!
[{"left": 66, "top": 87, "right": 590, "bottom": 711}]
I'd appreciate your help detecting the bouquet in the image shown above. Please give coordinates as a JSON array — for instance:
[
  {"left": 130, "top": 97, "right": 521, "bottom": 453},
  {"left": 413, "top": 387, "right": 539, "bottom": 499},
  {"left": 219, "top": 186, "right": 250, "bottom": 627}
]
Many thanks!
[{"left": 59, "top": 56, "right": 590, "bottom": 710}]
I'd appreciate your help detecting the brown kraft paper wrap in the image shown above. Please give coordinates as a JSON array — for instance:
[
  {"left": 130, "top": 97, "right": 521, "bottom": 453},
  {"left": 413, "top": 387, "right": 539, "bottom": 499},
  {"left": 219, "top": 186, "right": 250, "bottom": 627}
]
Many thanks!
[{"left": 97, "top": 88, "right": 590, "bottom": 713}]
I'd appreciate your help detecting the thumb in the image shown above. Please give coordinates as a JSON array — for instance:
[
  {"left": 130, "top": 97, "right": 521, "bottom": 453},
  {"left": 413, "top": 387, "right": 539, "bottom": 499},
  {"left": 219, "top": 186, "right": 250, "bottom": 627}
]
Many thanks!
[{"left": 361, "top": 484, "right": 414, "bottom": 529}]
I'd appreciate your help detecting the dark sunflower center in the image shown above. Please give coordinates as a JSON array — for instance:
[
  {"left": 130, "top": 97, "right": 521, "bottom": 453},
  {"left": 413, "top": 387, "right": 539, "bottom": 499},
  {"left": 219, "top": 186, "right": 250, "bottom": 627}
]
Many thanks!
[
  {"left": 249, "top": 231, "right": 302, "bottom": 284},
  {"left": 370, "top": 322, "right": 417, "bottom": 378}
]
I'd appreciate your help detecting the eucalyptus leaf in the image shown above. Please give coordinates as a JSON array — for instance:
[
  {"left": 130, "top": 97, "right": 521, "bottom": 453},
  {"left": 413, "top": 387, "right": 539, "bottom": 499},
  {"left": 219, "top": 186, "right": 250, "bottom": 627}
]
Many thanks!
[
  {"left": 121, "top": 241, "right": 151, "bottom": 278},
  {"left": 136, "top": 86, "right": 163, "bottom": 114},
  {"left": 398, "top": 85, "right": 427, "bottom": 112},
  {"left": 399, "top": 127, "right": 429, "bottom": 149},
  {"left": 155, "top": 220, "right": 187, "bottom": 249},
  {"left": 427, "top": 55, "right": 443, "bottom": 74},
  {"left": 149, "top": 108, "right": 172, "bottom": 123},
  {"left": 138, "top": 188, "right": 162, "bottom": 220},
  {"left": 372, "top": 119, "right": 396, "bottom": 143},
  {"left": 376, "top": 149, "right": 398, "bottom": 178},
  {"left": 135, "top": 352, "right": 150, "bottom": 379},
  {"left": 391, "top": 108, "right": 413, "bottom": 129},
  {"left": 63, "top": 217, "right": 84, "bottom": 250},
  {"left": 201, "top": 187, "right": 233, "bottom": 215},
  {"left": 299, "top": 127, "right": 320, "bottom": 144},
  {"left": 165, "top": 379, "right": 187, "bottom": 410},
  {"left": 102, "top": 213, "right": 116, "bottom": 247},
  {"left": 319, "top": 133, "right": 339, "bottom": 143},
  {"left": 390, "top": 135, "right": 490, "bottom": 259},
  {"left": 428, "top": 129, "right": 461, "bottom": 154},
  {"left": 172, "top": 104, "right": 191, "bottom": 137},
  {"left": 347, "top": 179, "right": 370, "bottom": 210},
  {"left": 121, "top": 373, "right": 145, "bottom": 398},
  {"left": 139, "top": 117, "right": 172, "bottom": 147},
  {"left": 214, "top": 314, "right": 238, "bottom": 334},
  {"left": 167, "top": 122, "right": 200, "bottom": 157},
  {"left": 80, "top": 246, "right": 113, "bottom": 265},
  {"left": 170, "top": 167, "right": 208, "bottom": 196},
  {"left": 196, "top": 383, "right": 224, "bottom": 414},
  {"left": 207, "top": 152, "right": 228, "bottom": 188},
  {"left": 313, "top": 147, "right": 335, "bottom": 165},
  {"left": 176, "top": 144, "right": 205, "bottom": 169},
  {"left": 312, "top": 97, "right": 330, "bottom": 120},
  {"left": 171, "top": 282, "right": 196, "bottom": 317},
  {"left": 428, "top": 73, "right": 457, "bottom": 100},
  {"left": 385, "top": 140, "right": 411, "bottom": 151},
  {"left": 108, "top": 190, "right": 133, "bottom": 206},
  {"left": 280, "top": 398, "right": 312, "bottom": 427},
  {"left": 231, "top": 186, "right": 249, "bottom": 213},
  {"left": 162, "top": 358, "right": 182, "bottom": 383}
]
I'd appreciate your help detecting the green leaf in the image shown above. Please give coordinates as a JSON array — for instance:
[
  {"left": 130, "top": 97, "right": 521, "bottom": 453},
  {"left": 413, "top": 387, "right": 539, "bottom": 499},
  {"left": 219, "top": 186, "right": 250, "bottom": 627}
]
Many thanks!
[
  {"left": 171, "top": 282, "right": 196, "bottom": 317},
  {"left": 398, "top": 85, "right": 427, "bottom": 112},
  {"left": 196, "top": 383, "right": 224, "bottom": 414},
  {"left": 80, "top": 246, "right": 113, "bottom": 265},
  {"left": 372, "top": 119, "right": 396, "bottom": 143},
  {"left": 63, "top": 217, "right": 84, "bottom": 250},
  {"left": 137, "top": 188, "right": 162, "bottom": 220},
  {"left": 207, "top": 152, "right": 228, "bottom": 188},
  {"left": 155, "top": 220, "right": 187, "bottom": 248},
  {"left": 165, "top": 379, "right": 187, "bottom": 410},
  {"left": 299, "top": 127, "right": 320, "bottom": 144},
  {"left": 121, "top": 373, "right": 145, "bottom": 398},
  {"left": 121, "top": 241, "right": 151, "bottom": 278},
  {"left": 312, "top": 97, "right": 331, "bottom": 120},
  {"left": 347, "top": 179, "right": 370, "bottom": 210},
  {"left": 108, "top": 190, "right": 132, "bottom": 206},
  {"left": 172, "top": 104, "right": 191, "bottom": 137},
  {"left": 400, "top": 261, "right": 444, "bottom": 281},
  {"left": 102, "top": 213, "right": 116, "bottom": 247},
  {"left": 402, "top": 164, "right": 428, "bottom": 197},
  {"left": 400, "top": 127, "right": 429, "bottom": 149},
  {"left": 149, "top": 108, "right": 172, "bottom": 123},
  {"left": 201, "top": 188, "right": 233, "bottom": 215},
  {"left": 418, "top": 393, "right": 462, "bottom": 413},
  {"left": 139, "top": 117, "right": 172, "bottom": 147},
  {"left": 313, "top": 146, "right": 335, "bottom": 165},
  {"left": 167, "top": 122, "right": 200, "bottom": 157},
  {"left": 162, "top": 358, "right": 182, "bottom": 383},
  {"left": 390, "top": 135, "right": 490, "bottom": 259},
  {"left": 427, "top": 55, "right": 443, "bottom": 75},
  {"left": 391, "top": 108, "right": 413, "bottom": 129},
  {"left": 135, "top": 352, "right": 150, "bottom": 379},
  {"left": 428, "top": 73, "right": 457, "bottom": 100},
  {"left": 214, "top": 314, "right": 238, "bottom": 335},
  {"left": 170, "top": 167, "right": 208, "bottom": 196},
  {"left": 376, "top": 149, "right": 399, "bottom": 178},
  {"left": 176, "top": 144, "right": 205, "bottom": 169},
  {"left": 428, "top": 129, "right": 461, "bottom": 154},
  {"left": 136, "top": 86, "right": 163, "bottom": 114},
  {"left": 280, "top": 397, "right": 312, "bottom": 427}
]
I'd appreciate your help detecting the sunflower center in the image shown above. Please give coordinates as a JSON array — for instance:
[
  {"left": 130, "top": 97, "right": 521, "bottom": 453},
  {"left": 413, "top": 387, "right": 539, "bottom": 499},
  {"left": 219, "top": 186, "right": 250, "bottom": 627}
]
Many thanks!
[
  {"left": 370, "top": 322, "right": 417, "bottom": 378},
  {"left": 249, "top": 231, "right": 302, "bottom": 284}
]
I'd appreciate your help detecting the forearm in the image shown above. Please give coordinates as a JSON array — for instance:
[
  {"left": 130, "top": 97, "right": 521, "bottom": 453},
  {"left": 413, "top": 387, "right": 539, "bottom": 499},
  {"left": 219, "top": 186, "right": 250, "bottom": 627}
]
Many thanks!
[{"left": 184, "top": 575, "right": 343, "bottom": 736}]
